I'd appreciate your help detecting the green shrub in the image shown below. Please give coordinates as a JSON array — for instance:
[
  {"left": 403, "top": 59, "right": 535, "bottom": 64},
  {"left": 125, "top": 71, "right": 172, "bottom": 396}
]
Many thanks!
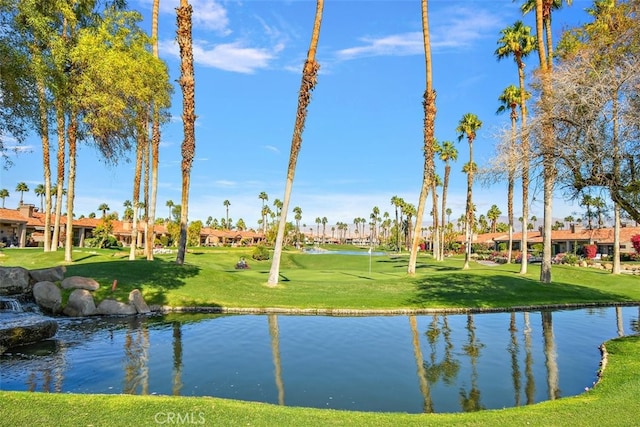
[
  {"left": 531, "top": 243, "right": 543, "bottom": 256},
  {"left": 562, "top": 253, "right": 580, "bottom": 265},
  {"left": 252, "top": 245, "right": 270, "bottom": 261}
]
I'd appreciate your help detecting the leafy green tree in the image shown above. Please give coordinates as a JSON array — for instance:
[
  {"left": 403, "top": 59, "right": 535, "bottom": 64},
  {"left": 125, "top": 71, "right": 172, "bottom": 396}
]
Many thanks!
[
  {"left": 0, "top": 3, "right": 35, "bottom": 146},
  {"left": 187, "top": 220, "right": 202, "bottom": 247}
]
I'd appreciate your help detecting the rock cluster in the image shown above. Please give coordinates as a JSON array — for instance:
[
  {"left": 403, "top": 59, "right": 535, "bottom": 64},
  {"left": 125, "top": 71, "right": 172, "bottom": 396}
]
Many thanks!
[
  {"left": 0, "top": 266, "right": 151, "bottom": 317},
  {"left": 0, "top": 266, "right": 152, "bottom": 353}
]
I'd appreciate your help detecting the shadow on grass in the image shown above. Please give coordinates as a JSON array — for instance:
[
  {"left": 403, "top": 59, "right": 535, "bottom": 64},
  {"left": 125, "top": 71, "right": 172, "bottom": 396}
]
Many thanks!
[
  {"left": 64, "top": 258, "right": 201, "bottom": 306},
  {"left": 340, "top": 272, "right": 375, "bottom": 280},
  {"left": 407, "top": 272, "right": 633, "bottom": 308},
  {"left": 69, "top": 253, "right": 98, "bottom": 262}
]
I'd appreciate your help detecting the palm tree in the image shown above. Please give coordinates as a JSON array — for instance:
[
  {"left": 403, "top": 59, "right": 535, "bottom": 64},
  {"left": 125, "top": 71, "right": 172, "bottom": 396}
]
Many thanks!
[
  {"left": 34, "top": 184, "right": 45, "bottom": 211},
  {"left": 223, "top": 200, "right": 231, "bottom": 229},
  {"left": 267, "top": 0, "right": 324, "bottom": 286},
  {"left": 98, "top": 203, "right": 110, "bottom": 219},
  {"left": 123, "top": 200, "right": 134, "bottom": 221},
  {"left": 314, "top": 217, "right": 321, "bottom": 243},
  {"left": 495, "top": 20, "right": 536, "bottom": 274},
  {"left": 64, "top": 107, "right": 79, "bottom": 262},
  {"left": 258, "top": 191, "right": 269, "bottom": 233},
  {"left": 293, "top": 206, "right": 302, "bottom": 246},
  {"left": 273, "top": 198, "right": 283, "bottom": 219},
  {"left": 15, "top": 182, "right": 29, "bottom": 205},
  {"left": 456, "top": 113, "right": 483, "bottom": 270},
  {"left": 147, "top": 0, "right": 162, "bottom": 262},
  {"left": 129, "top": 130, "right": 144, "bottom": 261},
  {"left": 166, "top": 200, "right": 174, "bottom": 221},
  {"left": 496, "top": 84, "right": 527, "bottom": 262},
  {"left": 0, "top": 189, "right": 9, "bottom": 208},
  {"left": 437, "top": 141, "right": 457, "bottom": 260},
  {"left": 408, "top": 0, "right": 437, "bottom": 275},
  {"left": 321, "top": 216, "right": 328, "bottom": 244},
  {"left": 521, "top": 0, "right": 572, "bottom": 282},
  {"left": 487, "top": 205, "right": 502, "bottom": 233},
  {"left": 390, "top": 196, "right": 401, "bottom": 251},
  {"left": 175, "top": 0, "right": 196, "bottom": 266},
  {"left": 520, "top": 0, "right": 573, "bottom": 65}
]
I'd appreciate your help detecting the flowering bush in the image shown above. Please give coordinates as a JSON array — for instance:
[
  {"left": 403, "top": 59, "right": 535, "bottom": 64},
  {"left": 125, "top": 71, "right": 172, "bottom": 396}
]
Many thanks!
[
  {"left": 631, "top": 234, "right": 640, "bottom": 254},
  {"left": 583, "top": 244, "right": 598, "bottom": 259}
]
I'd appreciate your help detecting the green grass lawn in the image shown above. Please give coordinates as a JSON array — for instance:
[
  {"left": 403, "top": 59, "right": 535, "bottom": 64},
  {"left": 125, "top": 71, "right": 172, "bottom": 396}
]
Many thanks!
[
  {"left": 1, "top": 246, "right": 639, "bottom": 426},
  {"left": 2, "top": 246, "right": 638, "bottom": 311}
]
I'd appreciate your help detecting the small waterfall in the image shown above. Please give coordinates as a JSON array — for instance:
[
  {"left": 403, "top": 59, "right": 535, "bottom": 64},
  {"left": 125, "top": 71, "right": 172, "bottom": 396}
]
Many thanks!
[{"left": 0, "top": 297, "right": 24, "bottom": 312}]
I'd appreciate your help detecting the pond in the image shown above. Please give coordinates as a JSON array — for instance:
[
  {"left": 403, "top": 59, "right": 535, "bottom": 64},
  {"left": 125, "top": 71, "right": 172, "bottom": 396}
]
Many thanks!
[{"left": 1, "top": 305, "right": 638, "bottom": 414}]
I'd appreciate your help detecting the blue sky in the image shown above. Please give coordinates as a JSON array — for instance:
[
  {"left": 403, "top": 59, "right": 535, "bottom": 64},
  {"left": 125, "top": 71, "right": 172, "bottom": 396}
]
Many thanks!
[{"left": 0, "top": 0, "right": 596, "bottom": 230}]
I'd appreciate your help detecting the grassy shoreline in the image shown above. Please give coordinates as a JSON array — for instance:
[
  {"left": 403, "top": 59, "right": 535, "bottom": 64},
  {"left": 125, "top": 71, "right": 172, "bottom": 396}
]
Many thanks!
[{"left": 1, "top": 246, "right": 639, "bottom": 425}]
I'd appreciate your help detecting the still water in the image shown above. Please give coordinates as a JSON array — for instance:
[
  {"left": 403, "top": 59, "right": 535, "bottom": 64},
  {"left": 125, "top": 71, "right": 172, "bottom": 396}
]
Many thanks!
[{"left": 1, "top": 306, "right": 638, "bottom": 414}]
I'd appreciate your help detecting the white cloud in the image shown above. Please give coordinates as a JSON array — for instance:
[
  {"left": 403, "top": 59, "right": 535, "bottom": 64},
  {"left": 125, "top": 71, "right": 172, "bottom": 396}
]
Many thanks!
[
  {"left": 336, "top": 33, "right": 423, "bottom": 61},
  {"left": 150, "top": 0, "right": 230, "bottom": 34},
  {"left": 159, "top": 39, "right": 277, "bottom": 73},
  {"left": 335, "top": 6, "right": 503, "bottom": 61}
]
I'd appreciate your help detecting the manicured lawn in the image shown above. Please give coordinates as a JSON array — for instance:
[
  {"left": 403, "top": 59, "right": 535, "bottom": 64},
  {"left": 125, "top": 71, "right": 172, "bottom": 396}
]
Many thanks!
[
  {"left": 1, "top": 246, "right": 639, "bottom": 426},
  {"left": 2, "top": 246, "right": 638, "bottom": 311}
]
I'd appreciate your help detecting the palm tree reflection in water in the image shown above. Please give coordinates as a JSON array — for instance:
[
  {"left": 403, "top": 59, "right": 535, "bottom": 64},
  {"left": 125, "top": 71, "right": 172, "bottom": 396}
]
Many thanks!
[
  {"left": 268, "top": 314, "right": 285, "bottom": 405},
  {"left": 123, "top": 318, "right": 149, "bottom": 395}
]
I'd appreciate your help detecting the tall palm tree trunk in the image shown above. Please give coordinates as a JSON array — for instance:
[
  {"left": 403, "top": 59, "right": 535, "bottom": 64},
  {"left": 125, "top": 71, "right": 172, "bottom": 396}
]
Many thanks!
[
  {"left": 409, "top": 0, "right": 436, "bottom": 275},
  {"left": 147, "top": 0, "right": 161, "bottom": 261},
  {"left": 519, "top": 72, "right": 530, "bottom": 274},
  {"left": 64, "top": 112, "right": 77, "bottom": 261},
  {"left": 507, "top": 107, "right": 517, "bottom": 263},
  {"left": 431, "top": 186, "right": 439, "bottom": 260},
  {"left": 35, "top": 68, "right": 52, "bottom": 252},
  {"left": 440, "top": 165, "right": 450, "bottom": 261},
  {"left": 537, "top": 0, "right": 554, "bottom": 282},
  {"left": 176, "top": 0, "right": 196, "bottom": 265},
  {"left": 51, "top": 103, "right": 65, "bottom": 251},
  {"left": 268, "top": 0, "right": 324, "bottom": 286},
  {"left": 463, "top": 144, "right": 473, "bottom": 270},
  {"left": 129, "top": 130, "right": 144, "bottom": 261},
  {"left": 142, "top": 121, "right": 150, "bottom": 256}
]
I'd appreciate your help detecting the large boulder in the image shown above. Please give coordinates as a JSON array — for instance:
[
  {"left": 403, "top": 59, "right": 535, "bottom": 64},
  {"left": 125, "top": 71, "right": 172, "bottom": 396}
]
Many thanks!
[
  {"left": 96, "top": 299, "right": 137, "bottom": 316},
  {"left": 32, "top": 281, "right": 63, "bottom": 314},
  {"left": 129, "top": 289, "right": 150, "bottom": 314},
  {"left": 29, "top": 266, "right": 66, "bottom": 284},
  {"left": 61, "top": 276, "right": 100, "bottom": 291},
  {"left": 0, "top": 267, "right": 31, "bottom": 296},
  {"left": 63, "top": 289, "right": 96, "bottom": 317}
]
